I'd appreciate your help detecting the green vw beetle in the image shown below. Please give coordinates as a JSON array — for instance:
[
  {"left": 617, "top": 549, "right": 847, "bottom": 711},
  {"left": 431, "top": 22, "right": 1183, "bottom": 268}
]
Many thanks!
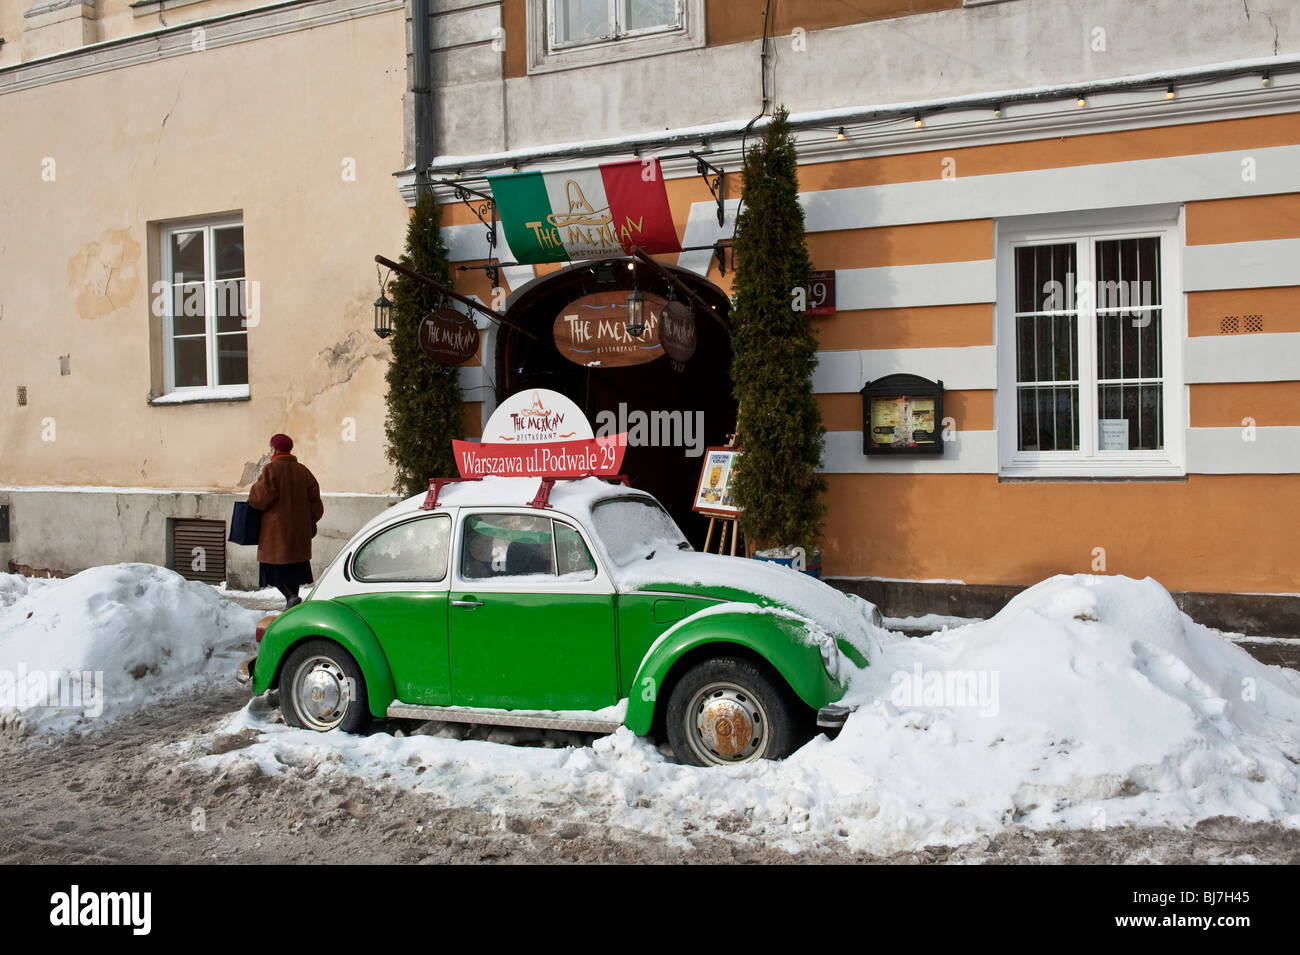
[{"left": 237, "top": 476, "right": 879, "bottom": 766}]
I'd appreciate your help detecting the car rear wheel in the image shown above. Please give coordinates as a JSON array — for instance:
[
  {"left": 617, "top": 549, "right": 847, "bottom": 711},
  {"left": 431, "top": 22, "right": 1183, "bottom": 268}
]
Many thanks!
[
  {"left": 665, "top": 656, "right": 802, "bottom": 766},
  {"left": 278, "top": 639, "right": 370, "bottom": 734}
]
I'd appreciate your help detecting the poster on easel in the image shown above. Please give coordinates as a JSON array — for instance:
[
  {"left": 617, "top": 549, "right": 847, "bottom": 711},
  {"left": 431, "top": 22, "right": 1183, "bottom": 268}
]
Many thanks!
[{"left": 692, "top": 447, "right": 742, "bottom": 518}]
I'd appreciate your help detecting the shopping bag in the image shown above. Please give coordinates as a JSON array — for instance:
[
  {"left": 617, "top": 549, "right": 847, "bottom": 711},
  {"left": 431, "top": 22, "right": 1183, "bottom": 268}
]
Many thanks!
[{"left": 229, "top": 500, "right": 262, "bottom": 545}]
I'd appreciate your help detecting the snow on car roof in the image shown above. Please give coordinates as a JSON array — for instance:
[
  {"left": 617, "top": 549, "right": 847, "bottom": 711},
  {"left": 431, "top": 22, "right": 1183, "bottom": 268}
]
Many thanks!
[{"left": 391, "top": 476, "right": 648, "bottom": 517}]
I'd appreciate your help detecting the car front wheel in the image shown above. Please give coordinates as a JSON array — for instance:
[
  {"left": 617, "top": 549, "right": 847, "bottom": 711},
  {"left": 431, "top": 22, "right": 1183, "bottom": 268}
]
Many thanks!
[
  {"left": 665, "top": 656, "right": 802, "bottom": 766},
  {"left": 278, "top": 639, "right": 370, "bottom": 734}
]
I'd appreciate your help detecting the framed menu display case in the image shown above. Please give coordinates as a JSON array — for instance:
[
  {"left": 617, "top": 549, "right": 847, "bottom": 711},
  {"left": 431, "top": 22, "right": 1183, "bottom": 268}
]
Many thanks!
[{"left": 860, "top": 374, "right": 945, "bottom": 456}]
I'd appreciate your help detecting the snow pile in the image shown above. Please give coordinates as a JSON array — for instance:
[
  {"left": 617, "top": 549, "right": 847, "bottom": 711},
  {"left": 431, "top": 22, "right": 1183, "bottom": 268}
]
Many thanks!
[
  {"left": 0, "top": 564, "right": 262, "bottom": 735},
  {"left": 191, "top": 574, "right": 1300, "bottom": 854}
]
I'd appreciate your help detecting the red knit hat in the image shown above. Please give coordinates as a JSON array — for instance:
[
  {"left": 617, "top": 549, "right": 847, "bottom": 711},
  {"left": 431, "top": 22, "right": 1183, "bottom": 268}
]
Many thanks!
[{"left": 270, "top": 433, "right": 293, "bottom": 453}]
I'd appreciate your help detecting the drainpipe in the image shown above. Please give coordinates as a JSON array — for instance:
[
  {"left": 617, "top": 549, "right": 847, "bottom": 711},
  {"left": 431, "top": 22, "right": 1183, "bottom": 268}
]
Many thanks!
[{"left": 411, "top": 0, "right": 432, "bottom": 198}]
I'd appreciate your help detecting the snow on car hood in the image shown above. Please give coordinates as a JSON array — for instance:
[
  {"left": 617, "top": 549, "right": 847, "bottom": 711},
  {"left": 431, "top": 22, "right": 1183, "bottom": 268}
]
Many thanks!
[{"left": 614, "top": 550, "right": 885, "bottom": 664}]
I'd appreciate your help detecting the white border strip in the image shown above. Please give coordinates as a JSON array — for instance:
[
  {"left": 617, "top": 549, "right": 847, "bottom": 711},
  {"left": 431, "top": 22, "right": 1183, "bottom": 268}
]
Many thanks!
[
  {"left": 1187, "top": 426, "right": 1300, "bottom": 473},
  {"left": 800, "top": 145, "right": 1300, "bottom": 232},
  {"left": 1185, "top": 332, "right": 1300, "bottom": 383},
  {"left": 1184, "top": 238, "right": 1300, "bottom": 291},
  {"left": 837, "top": 260, "right": 996, "bottom": 309},
  {"left": 814, "top": 346, "right": 997, "bottom": 394}
]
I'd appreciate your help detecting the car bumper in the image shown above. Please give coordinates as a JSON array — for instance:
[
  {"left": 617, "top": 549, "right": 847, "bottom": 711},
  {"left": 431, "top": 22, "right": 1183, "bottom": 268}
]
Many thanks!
[
  {"left": 816, "top": 702, "right": 854, "bottom": 729},
  {"left": 236, "top": 655, "right": 257, "bottom": 689}
]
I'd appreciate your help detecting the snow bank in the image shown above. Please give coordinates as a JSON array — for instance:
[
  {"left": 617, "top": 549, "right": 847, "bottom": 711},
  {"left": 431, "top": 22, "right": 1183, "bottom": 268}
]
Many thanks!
[
  {"left": 0, "top": 564, "right": 263, "bottom": 735},
  {"left": 191, "top": 574, "right": 1300, "bottom": 854}
]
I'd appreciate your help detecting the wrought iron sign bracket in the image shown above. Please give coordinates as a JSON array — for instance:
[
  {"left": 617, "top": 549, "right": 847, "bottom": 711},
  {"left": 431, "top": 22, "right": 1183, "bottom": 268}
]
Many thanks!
[{"left": 689, "top": 152, "right": 726, "bottom": 226}]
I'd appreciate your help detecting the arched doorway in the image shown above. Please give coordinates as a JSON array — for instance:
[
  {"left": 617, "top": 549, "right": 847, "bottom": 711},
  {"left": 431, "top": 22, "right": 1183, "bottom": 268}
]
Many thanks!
[{"left": 496, "top": 257, "right": 734, "bottom": 546}]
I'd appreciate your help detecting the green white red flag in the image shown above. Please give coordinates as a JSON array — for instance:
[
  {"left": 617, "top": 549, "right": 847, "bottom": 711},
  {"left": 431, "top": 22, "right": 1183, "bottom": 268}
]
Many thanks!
[{"left": 489, "top": 159, "right": 681, "bottom": 265}]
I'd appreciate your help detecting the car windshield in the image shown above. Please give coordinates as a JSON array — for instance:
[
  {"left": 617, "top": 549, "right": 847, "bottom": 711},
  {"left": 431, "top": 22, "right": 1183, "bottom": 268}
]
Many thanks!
[{"left": 591, "top": 497, "right": 690, "bottom": 565}]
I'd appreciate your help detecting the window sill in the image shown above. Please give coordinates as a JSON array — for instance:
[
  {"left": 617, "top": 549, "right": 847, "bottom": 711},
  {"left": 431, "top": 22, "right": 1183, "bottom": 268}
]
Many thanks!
[{"left": 149, "top": 387, "right": 250, "bottom": 406}]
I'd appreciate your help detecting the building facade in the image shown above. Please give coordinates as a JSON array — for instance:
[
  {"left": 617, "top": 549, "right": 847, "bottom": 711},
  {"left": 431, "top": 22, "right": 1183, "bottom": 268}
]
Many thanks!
[
  {"left": 1, "top": 0, "right": 414, "bottom": 587},
  {"left": 412, "top": 0, "right": 1300, "bottom": 629}
]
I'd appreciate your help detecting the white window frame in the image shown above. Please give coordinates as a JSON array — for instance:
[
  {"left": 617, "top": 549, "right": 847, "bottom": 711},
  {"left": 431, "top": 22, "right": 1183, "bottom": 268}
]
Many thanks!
[
  {"left": 995, "top": 206, "right": 1186, "bottom": 478},
  {"left": 527, "top": 0, "right": 703, "bottom": 74},
  {"left": 160, "top": 215, "right": 250, "bottom": 400}
]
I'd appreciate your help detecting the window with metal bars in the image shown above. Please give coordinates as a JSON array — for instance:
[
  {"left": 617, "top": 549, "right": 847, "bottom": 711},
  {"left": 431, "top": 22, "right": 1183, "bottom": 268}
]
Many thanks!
[{"left": 997, "top": 213, "right": 1184, "bottom": 477}]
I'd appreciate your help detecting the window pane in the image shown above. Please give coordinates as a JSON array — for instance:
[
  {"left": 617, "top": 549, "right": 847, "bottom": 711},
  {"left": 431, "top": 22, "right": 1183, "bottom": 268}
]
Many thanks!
[
  {"left": 1016, "top": 313, "right": 1077, "bottom": 383},
  {"left": 214, "top": 226, "right": 245, "bottom": 280},
  {"left": 1015, "top": 243, "right": 1076, "bottom": 314},
  {"left": 1097, "top": 384, "right": 1164, "bottom": 451},
  {"left": 555, "top": 522, "right": 596, "bottom": 580},
  {"left": 172, "top": 336, "right": 208, "bottom": 388},
  {"left": 462, "top": 514, "right": 555, "bottom": 578},
  {"left": 624, "top": 0, "right": 677, "bottom": 31},
  {"left": 217, "top": 332, "right": 248, "bottom": 386},
  {"left": 1097, "top": 309, "right": 1162, "bottom": 381},
  {"left": 1017, "top": 385, "right": 1079, "bottom": 452},
  {"left": 556, "top": 0, "right": 609, "bottom": 42},
  {"left": 354, "top": 517, "right": 451, "bottom": 582},
  {"left": 169, "top": 231, "right": 204, "bottom": 284},
  {"left": 171, "top": 284, "right": 207, "bottom": 337},
  {"left": 1096, "top": 237, "right": 1161, "bottom": 312},
  {"left": 214, "top": 279, "right": 246, "bottom": 333}
]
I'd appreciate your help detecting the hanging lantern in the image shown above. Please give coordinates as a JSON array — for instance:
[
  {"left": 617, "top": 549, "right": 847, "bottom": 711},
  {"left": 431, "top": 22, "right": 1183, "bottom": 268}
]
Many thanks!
[
  {"left": 625, "top": 287, "right": 646, "bottom": 338},
  {"left": 373, "top": 291, "right": 393, "bottom": 339}
]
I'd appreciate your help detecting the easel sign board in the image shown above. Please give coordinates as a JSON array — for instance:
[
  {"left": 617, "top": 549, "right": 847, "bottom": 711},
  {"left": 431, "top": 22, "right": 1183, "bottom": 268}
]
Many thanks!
[{"left": 692, "top": 447, "right": 742, "bottom": 518}]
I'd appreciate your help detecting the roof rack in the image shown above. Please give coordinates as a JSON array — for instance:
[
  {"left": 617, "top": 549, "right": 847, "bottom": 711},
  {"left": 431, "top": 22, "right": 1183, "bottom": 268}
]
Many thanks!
[
  {"left": 418, "top": 474, "right": 631, "bottom": 511},
  {"left": 419, "top": 476, "right": 481, "bottom": 510}
]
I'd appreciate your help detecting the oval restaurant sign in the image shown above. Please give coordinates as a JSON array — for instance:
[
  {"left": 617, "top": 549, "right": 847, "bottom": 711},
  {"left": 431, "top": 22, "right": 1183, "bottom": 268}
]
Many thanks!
[
  {"left": 452, "top": 389, "right": 627, "bottom": 478},
  {"left": 418, "top": 308, "right": 479, "bottom": 365},
  {"left": 659, "top": 299, "right": 697, "bottom": 363},
  {"left": 553, "top": 291, "right": 665, "bottom": 367}
]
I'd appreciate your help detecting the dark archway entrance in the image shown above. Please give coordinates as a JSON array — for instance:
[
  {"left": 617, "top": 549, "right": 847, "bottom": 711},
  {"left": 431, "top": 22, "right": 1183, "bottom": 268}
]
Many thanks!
[{"left": 496, "top": 258, "right": 734, "bottom": 546}]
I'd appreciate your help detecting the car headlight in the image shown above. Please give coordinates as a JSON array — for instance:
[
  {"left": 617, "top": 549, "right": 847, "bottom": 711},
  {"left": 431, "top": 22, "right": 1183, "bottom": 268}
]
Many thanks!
[{"left": 816, "top": 633, "right": 841, "bottom": 681}]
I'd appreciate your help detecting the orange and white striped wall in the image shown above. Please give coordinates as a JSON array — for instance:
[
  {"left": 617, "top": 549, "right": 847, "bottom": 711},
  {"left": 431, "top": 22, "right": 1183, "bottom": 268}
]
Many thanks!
[{"left": 439, "top": 111, "right": 1300, "bottom": 596}]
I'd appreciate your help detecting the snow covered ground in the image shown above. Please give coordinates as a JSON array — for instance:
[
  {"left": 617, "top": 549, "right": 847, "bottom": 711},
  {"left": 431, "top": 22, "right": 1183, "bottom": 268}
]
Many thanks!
[
  {"left": 4, "top": 562, "right": 1298, "bottom": 855},
  {"left": 0, "top": 564, "right": 262, "bottom": 735},
  {"left": 183, "top": 573, "right": 1300, "bottom": 856}
]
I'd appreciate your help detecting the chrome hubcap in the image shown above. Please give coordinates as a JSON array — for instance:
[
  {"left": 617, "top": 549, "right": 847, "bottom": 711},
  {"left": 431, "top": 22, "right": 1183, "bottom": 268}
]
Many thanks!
[
  {"left": 292, "top": 657, "right": 349, "bottom": 731},
  {"left": 688, "top": 682, "right": 768, "bottom": 764}
]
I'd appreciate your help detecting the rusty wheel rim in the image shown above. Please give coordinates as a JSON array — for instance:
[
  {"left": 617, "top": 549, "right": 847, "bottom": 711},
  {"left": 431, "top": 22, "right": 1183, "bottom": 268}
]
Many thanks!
[{"left": 686, "top": 681, "right": 769, "bottom": 765}]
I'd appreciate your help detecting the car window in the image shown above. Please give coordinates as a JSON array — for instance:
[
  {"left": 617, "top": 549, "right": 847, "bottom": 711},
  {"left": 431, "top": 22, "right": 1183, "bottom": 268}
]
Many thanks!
[
  {"left": 591, "top": 497, "right": 690, "bottom": 565},
  {"left": 352, "top": 515, "right": 451, "bottom": 582},
  {"left": 554, "top": 521, "right": 597, "bottom": 581},
  {"left": 461, "top": 514, "right": 556, "bottom": 579}
]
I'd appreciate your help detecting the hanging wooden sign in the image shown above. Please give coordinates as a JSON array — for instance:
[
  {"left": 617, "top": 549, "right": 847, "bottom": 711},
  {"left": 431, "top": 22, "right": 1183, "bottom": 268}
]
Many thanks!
[
  {"left": 418, "top": 308, "right": 480, "bottom": 365},
  {"left": 659, "top": 299, "right": 697, "bottom": 363},
  {"left": 552, "top": 291, "right": 665, "bottom": 368}
]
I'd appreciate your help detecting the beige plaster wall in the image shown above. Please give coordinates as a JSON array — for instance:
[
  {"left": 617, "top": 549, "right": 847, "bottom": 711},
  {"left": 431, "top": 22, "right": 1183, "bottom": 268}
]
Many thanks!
[{"left": 0, "top": 5, "right": 408, "bottom": 494}]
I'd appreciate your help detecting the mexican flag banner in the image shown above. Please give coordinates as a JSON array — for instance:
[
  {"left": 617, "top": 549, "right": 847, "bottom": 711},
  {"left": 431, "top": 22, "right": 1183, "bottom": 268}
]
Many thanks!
[{"left": 489, "top": 159, "right": 681, "bottom": 265}]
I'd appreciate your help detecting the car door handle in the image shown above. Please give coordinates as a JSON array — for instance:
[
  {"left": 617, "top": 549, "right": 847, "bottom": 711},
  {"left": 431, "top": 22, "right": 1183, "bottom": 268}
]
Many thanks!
[{"left": 452, "top": 599, "right": 483, "bottom": 609}]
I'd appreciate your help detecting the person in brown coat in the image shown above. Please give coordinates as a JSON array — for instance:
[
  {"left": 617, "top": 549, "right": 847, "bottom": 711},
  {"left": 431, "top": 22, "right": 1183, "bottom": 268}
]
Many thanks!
[{"left": 248, "top": 433, "right": 324, "bottom": 608}]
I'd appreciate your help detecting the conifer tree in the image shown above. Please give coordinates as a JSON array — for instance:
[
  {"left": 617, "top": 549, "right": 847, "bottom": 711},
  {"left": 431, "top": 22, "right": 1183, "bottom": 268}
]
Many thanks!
[
  {"left": 728, "top": 107, "right": 827, "bottom": 551},
  {"left": 384, "top": 190, "right": 464, "bottom": 496}
]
